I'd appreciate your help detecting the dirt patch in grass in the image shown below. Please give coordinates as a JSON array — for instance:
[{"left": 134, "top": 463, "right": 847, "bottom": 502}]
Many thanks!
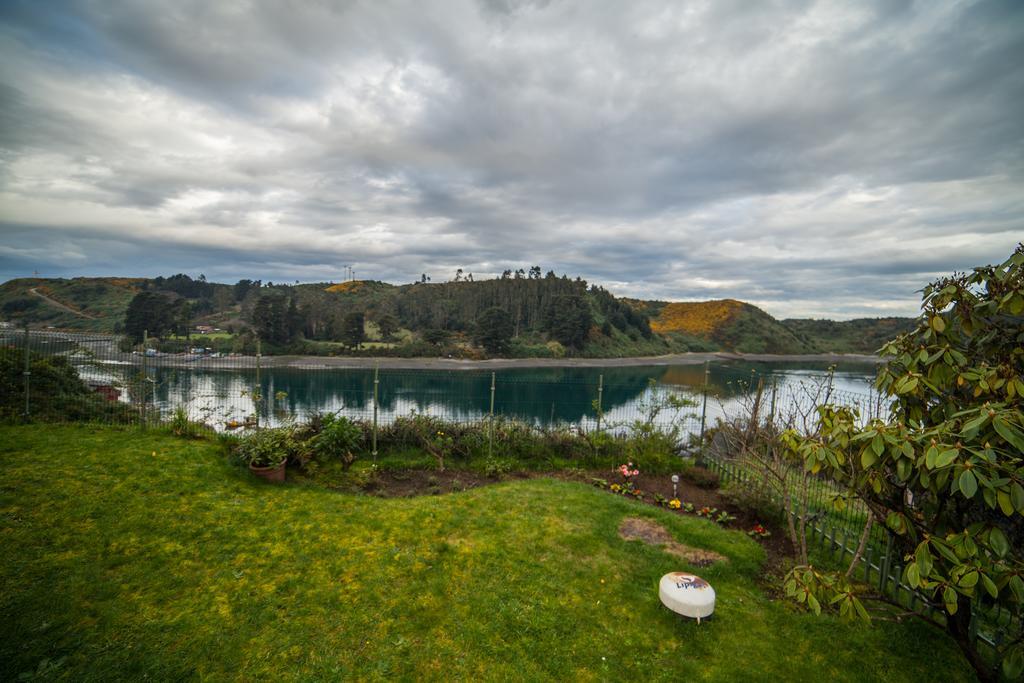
[
  {"left": 365, "top": 468, "right": 529, "bottom": 497},
  {"left": 618, "top": 517, "right": 726, "bottom": 567}
]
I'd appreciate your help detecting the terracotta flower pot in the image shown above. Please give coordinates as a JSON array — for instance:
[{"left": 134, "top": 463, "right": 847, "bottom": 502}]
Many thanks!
[{"left": 249, "top": 459, "right": 286, "bottom": 483}]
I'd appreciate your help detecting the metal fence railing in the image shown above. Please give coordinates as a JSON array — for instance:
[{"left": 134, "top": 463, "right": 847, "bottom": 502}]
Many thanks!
[
  {"left": 701, "top": 404, "right": 1021, "bottom": 657},
  {"left": 0, "top": 328, "right": 707, "bottom": 438},
  {"left": 3, "top": 325, "right": 1018, "bottom": 656}
]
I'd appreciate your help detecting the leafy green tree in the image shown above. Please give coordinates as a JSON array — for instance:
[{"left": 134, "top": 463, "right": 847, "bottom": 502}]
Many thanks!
[
  {"left": 376, "top": 313, "right": 400, "bottom": 341},
  {"left": 234, "top": 279, "right": 258, "bottom": 302},
  {"left": 422, "top": 328, "right": 450, "bottom": 345},
  {"left": 782, "top": 245, "right": 1024, "bottom": 682},
  {"left": 341, "top": 311, "right": 365, "bottom": 349},
  {"left": 473, "top": 306, "right": 513, "bottom": 354},
  {"left": 2, "top": 297, "right": 40, "bottom": 316},
  {"left": 286, "top": 298, "right": 303, "bottom": 341},
  {"left": 173, "top": 300, "right": 192, "bottom": 338},
  {"left": 0, "top": 352, "right": 127, "bottom": 422},
  {"left": 123, "top": 291, "right": 176, "bottom": 343},
  {"left": 544, "top": 295, "right": 593, "bottom": 350},
  {"left": 250, "top": 294, "right": 290, "bottom": 344}
]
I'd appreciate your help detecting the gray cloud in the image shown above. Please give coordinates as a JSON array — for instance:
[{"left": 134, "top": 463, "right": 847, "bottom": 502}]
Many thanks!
[{"left": 0, "top": 0, "right": 1022, "bottom": 319}]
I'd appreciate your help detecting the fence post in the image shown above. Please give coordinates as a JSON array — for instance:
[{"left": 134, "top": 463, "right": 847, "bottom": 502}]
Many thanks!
[
  {"left": 596, "top": 373, "right": 604, "bottom": 433},
  {"left": 880, "top": 533, "right": 894, "bottom": 593},
  {"left": 22, "top": 325, "right": 31, "bottom": 417},
  {"left": 372, "top": 364, "right": 379, "bottom": 465},
  {"left": 140, "top": 329, "right": 148, "bottom": 429},
  {"left": 697, "top": 361, "right": 710, "bottom": 466},
  {"left": 255, "top": 338, "right": 261, "bottom": 429},
  {"left": 488, "top": 372, "right": 496, "bottom": 459}
]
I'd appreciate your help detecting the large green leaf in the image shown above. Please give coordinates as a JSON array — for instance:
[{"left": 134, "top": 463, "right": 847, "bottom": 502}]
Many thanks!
[
  {"left": 861, "top": 447, "right": 878, "bottom": 469},
  {"left": 981, "top": 572, "right": 999, "bottom": 599},
  {"left": 959, "top": 469, "right": 978, "bottom": 498},
  {"left": 989, "top": 527, "right": 1009, "bottom": 558},
  {"left": 998, "top": 489, "right": 1015, "bottom": 516},
  {"left": 935, "top": 448, "right": 959, "bottom": 468},
  {"left": 993, "top": 416, "right": 1024, "bottom": 451},
  {"left": 1012, "top": 482, "right": 1024, "bottom": 513},
  {"left": 916, "top": 542, "right": 933, "bottom": 578}
]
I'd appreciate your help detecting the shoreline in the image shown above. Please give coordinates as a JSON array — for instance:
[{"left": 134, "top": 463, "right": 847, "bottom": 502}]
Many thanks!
[{"left": 137, "top": 351, "right": 882, "bottom": 370}]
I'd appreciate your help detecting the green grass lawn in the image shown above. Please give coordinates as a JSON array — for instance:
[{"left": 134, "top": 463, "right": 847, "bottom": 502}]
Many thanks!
[{"left": 0, "top": 425, "right": 975, "bottom": 681}]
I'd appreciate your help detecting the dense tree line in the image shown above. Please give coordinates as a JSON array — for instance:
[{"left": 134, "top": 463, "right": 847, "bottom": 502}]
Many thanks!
[
  {"left": 119, "top": 269, "right": 653, "bottom": 355},
  {"left": 148, "top": 273, "right": 212, "bottom": 300}
]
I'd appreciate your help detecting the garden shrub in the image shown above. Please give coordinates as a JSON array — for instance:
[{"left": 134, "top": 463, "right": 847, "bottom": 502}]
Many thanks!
[
  {"left": 720, "top": 481, "right": 785, "bottom": 527},
  {"left": 236, "top": 425, "right": 305, "bottom": 468},
  {"left": 311, "top": 413, "right": 363, "bottom": 470},
  {"left": 0, "top": 350, "right": 135, "bottom": 424}
]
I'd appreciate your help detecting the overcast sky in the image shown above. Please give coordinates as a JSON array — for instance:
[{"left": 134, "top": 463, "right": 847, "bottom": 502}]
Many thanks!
[{"left": 0, "top": 0, "right": 1021, "bottom": 319}]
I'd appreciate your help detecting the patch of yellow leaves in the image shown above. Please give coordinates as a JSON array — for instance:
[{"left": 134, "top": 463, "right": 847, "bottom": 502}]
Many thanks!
[
  {"left": 324, "top": 280, "right": 365, "bottom": 293},
  {"left": 650, "top": 299, "right": 745, "bottom": 336}
]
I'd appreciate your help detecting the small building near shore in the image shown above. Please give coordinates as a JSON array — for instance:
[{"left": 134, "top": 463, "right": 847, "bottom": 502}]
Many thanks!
[{"left": 85, "top": 380, "right": 122, "bottom": 402}]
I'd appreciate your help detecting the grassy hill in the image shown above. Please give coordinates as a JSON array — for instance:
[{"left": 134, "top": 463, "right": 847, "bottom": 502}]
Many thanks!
[
  {"left": 0, "top": 277, "right": 144, "bottom": 333},
  {"left": 645, "top": 299, "right": 816, "bottom": 354},
  {"left": 781, "top": 317, "right": 916, "bottom": 355},
  {"left": 0, "top": 424, "right": 974, "bottom": 681},
  {"left": 0, "top": 274, "right": 912, "bottom": 357}
]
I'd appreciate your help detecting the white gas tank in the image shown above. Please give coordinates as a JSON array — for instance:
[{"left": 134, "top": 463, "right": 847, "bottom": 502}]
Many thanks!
[{"left": 659, "top": 572, "right": 715, "bottom": 622}]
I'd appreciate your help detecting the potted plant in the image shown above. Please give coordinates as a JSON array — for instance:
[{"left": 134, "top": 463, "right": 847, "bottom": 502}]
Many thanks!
[{"left": 237, "top": 426, "right": 296, "bottom": 483}]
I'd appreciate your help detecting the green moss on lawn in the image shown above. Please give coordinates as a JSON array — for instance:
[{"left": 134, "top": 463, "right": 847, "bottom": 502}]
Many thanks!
[{"left": 0, "top": 425, "right": 975, "bottom": 681}]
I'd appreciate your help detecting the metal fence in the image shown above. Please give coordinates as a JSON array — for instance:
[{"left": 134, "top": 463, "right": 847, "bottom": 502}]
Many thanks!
[
  {"left": 3, "top": 325, "right": 1018, "bottom": 654},
  {"left": 0, "top": 328, "right": 707, "bottom": 438},
  {"left": 701, "top": 402, "right": 1021, "bottom": 656}
]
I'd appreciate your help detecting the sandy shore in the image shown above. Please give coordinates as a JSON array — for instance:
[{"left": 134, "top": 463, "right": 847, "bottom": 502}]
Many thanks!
[{"left": 138, "top": 351, "right": 882, "bottom": 371}]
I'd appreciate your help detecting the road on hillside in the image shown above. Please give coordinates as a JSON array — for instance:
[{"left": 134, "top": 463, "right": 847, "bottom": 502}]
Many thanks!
[{"left": 28, "top": 288, "right": 98, "bottom": 319}]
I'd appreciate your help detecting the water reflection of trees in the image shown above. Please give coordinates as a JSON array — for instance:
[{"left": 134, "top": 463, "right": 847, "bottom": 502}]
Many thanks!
[
  {"left": 117, "top": 361, "right": 875, "bottom": 429},
  {"left": 144, "top": 365, "right": 685, "bottom": 426}
]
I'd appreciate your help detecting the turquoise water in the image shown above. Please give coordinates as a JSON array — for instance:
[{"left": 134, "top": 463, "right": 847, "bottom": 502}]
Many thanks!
[{"left": 136, "top": 360, "right": 879, "bottom": 430}]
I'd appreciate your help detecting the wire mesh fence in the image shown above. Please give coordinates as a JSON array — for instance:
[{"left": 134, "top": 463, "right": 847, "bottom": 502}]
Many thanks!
[
  {"left": 699, "top": 377, "right": 1021, "bottom": 654},
  {"left": 0, "top": 328, "right": 710, "bottom": 438},
  {"left": 3, "top": 325, "right": 1018, "bottom": 652}
]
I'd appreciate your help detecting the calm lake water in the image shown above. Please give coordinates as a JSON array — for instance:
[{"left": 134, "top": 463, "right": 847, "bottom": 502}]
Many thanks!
[{"left": 123, "top": 359, "right": 880, "bottom": 431}]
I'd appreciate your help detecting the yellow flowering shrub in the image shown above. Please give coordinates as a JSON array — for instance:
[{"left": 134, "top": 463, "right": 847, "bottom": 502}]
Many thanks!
[{"left": 650, "top": 299, "right": 744, "bottom": 336}]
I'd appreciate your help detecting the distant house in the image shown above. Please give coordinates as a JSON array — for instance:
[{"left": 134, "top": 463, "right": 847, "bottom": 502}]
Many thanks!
[
  {"left": 195, "top": 325, "right": 215, "bottom": 334},
  {"left": 85, "top": 380, "right": 121, "bottom": 402}
]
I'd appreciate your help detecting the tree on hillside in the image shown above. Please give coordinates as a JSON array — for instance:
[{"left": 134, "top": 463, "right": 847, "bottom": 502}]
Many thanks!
[
  {"left": 286, "top": 298, "right": 303, "bottom": 341},
  {"left": 544, "top": 294, "right": 593, "bottom": 350},
  {"left": 149, "top": 273, "right": 215, "bottom": 300},
  {"left": 376, "top": 313, "right": 400, "bottom": 341},
  {"left": 234, "top": 279, "right": 259, "bottom": 302},
  {"left": 250, "top": 294, "right": 293, "bottom": 345},
  {"left": 781, "top": 245, "right": 1024, "bottom": 682},
  {"left": 123, "top": 291, "right": 178, "bottom": 343},
  {"left": 341, "top": 312, "right": 365, "bottom": 349},
  {"left": 473, "top": 306, "right": 514, "bottom": 354},
  {"left": 174, "top": 300, "right": 193, "bottom": 338},
  {"left": 422, "top": 328, "right": 450, "bottom": 345}
]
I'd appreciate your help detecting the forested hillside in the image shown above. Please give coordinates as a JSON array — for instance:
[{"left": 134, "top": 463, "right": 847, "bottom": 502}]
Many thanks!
[
  {"left": 780, "top": 317, "right": 916, "bottom": 354},
  {"left": 0, "top": 273, "right": 912, "bottom": 357}
]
